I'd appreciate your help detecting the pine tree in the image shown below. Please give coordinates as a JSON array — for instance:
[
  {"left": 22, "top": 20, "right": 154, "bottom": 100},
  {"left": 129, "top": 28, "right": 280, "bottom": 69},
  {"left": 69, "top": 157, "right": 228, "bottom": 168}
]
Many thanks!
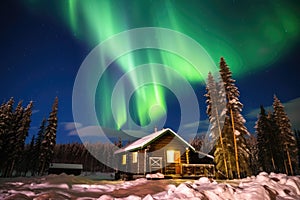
[
  {"left": 39, "top": 97, "right": 58, "bottom": 175},
  {"left": 0, "top": 98, "right": 15, "bottom": 176},
  {"left": 204, "top": 72, "right": 228, "bottom": 178},
  {"left": 32, "top": 118, "right": 47, "bottom": 175},
  {"left": 5, "top": 100, "right": 24, "bottom": 177},
  {"left": 12, "top": 101, "right": 33, "bottom": 176},
  {"left": 255, "top": 106, "right": 281, "bottom": 173},
  {"left": 218, "top": 57, "right": 251, "bottom": 178},
  {"left": 273, "top": 95, "right": 298, "bottom": 175}
]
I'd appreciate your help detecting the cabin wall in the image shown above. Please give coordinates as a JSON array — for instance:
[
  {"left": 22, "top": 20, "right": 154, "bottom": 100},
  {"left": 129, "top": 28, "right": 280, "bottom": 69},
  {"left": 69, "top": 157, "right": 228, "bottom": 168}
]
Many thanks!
[{"left": 117, "top": 150, "right": 146, "bottom": 174}]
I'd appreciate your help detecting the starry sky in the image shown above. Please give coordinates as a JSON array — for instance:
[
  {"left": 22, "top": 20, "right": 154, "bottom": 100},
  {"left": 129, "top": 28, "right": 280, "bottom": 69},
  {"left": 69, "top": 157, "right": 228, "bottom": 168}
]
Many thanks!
[{"left": 1, "top": 1, "right": 300, "bottom": 145}]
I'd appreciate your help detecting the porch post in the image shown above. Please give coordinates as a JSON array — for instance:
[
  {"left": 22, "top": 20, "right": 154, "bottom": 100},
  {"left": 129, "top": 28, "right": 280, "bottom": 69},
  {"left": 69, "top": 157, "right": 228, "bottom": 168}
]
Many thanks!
[
  {"left": 185, "top": 147, "right": 190, "bottom": 164},
  {"left": 144, "top": 149, "right": 147, "bottom": 175},
  {"left": 137, "top": 151, "right": 139, "bottom": 174}
]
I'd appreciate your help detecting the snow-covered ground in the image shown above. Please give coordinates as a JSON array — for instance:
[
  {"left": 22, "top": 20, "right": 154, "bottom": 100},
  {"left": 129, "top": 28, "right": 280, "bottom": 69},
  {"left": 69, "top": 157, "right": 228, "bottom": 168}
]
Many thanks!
[{"left": 0, "top": 172, "right": 300, "bottom": 199}]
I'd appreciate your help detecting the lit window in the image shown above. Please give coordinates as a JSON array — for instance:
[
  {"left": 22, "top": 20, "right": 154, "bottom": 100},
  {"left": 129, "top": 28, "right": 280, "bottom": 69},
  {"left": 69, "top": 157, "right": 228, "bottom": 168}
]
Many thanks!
[
  {"left": 167, "top": 150, "right": 180, "bottom": 163},
  {"left": 132, "top": 152, "right": 138, "bottom": 163},
  {"left": 122, "top": 154, "right": 126, "bottom": 165}
]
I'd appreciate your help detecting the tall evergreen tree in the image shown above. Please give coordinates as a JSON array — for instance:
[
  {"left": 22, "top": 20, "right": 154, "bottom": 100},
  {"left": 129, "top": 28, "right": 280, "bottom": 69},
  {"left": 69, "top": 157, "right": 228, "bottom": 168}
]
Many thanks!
[
  {"left": 0, "top": 98, "right": 15, "bottom": 176},
  {"left": 5, "top": 100, "right": 24, "bottom": 177},
  {"left": 32, "top": 118, "right": 47, "bottom": 175},
  {"left": 204, "top": 72, "right": 228, "bottom": 178},
  {"left": 255, "top": 106, "right": 282, "bottom": 173},
  {"left": 218, "top": 57, "right": 251, "bottom": 178},
  {"left": 39, "top": 97, "right": 58, "bottom": 175},
  {"left": 273, "top": 95, "right": 298, "bottom": 175}
]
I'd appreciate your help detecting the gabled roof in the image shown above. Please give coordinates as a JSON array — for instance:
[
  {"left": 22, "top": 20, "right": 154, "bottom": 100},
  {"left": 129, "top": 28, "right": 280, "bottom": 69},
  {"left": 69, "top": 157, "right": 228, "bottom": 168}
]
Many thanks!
[{"left": 114, "top": 128, "right": 196, "bottom": 154}]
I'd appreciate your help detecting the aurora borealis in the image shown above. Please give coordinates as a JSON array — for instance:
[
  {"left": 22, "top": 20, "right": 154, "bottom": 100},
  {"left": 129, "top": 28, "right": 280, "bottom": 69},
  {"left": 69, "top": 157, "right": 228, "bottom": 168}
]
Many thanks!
[
  {"left": 62, "top": 0, "right": 299, "bottom": 72},
  {"left": 1, "top": 1, "right": 300, "bottom": 144},
  {"left": 67, "top": 0, "right": 300, "bottom": 137}
]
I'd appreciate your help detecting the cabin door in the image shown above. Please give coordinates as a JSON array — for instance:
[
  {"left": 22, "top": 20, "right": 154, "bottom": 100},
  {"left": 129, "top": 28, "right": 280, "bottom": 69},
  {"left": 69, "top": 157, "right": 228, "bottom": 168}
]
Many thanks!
[{"left": 149, "top": 157, "right": 162, "bottom": 173}]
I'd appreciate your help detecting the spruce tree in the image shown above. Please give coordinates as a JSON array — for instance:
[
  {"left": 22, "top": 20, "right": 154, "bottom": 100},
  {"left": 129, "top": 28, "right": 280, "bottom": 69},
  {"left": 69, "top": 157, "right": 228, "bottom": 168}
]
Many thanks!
[
  {"left": 33, "top": 118, "right": 47, "bottom": 175},
  {"left": 204, "top": 72, "right": 228, "bottom": 178},
  {"left": 273, "top": 95, "right": 298, "bottom": 175},
  {"left": 0, "top": 98, "right": 14, "bottom": 176},
  {"left": 255, "top": 106, "right": 281, "bottom": 173},
  {"left": 6, "top": 100, "right": 24, "bottom": 177},
  {"left": 14, "top": 101, "right": 33, "bottom": 176},
  {"left": 39, "top": 97, "right": 58, "bottom": 175},
  {"left": 218, "top": 57, "right": 251, "bottom": 178}
]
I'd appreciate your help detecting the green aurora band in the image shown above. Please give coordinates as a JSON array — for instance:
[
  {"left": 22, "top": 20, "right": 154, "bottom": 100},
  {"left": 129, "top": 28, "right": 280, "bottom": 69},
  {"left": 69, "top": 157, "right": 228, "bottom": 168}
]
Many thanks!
[{"left": 26, "top": 1, "right": 300, "bottom": 130}]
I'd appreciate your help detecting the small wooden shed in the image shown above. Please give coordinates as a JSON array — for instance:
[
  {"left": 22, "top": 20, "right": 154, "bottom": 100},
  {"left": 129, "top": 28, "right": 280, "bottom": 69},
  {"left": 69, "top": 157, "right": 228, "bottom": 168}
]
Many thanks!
[
  {"left": 114, "top": 128, "right": 214, "bottom": 177},
  {"left": 48, "top": 163, "right": 83, "bottom": 175}
]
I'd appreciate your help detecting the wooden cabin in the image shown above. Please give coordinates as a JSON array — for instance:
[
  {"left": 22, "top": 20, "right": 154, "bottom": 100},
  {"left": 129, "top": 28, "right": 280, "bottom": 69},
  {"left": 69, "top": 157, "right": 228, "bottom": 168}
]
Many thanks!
[{"left": 114, "top": 128, "right": 215, "bottom": 178}]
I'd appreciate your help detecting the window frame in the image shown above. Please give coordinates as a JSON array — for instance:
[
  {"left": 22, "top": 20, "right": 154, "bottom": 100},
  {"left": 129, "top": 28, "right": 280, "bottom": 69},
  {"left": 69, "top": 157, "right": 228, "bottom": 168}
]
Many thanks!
[
  {"left": 166, "top": 150, "right": 180, "bottom": 163},
  {"left": 132, "top": 152, "right": 138, "bottom": 163},
  {"left": 122, "top": 154, "right": 127, "bottom": 165}
]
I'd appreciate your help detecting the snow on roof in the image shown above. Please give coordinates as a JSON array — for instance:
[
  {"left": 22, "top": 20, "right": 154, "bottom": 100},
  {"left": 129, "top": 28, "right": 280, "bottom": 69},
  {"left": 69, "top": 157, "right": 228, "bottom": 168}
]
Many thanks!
[
  {"left": 114, "top": 128, "right": 196, "bottom": 154},
  {"left": 49, "top": 163, "right": 83, "bottom": 169}
]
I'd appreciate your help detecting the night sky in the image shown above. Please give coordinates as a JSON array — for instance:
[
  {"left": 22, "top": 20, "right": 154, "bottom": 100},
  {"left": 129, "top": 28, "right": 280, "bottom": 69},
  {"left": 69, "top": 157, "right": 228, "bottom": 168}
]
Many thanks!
[{"left": 1, "top": 1, "right": 300, "bottom": 145}]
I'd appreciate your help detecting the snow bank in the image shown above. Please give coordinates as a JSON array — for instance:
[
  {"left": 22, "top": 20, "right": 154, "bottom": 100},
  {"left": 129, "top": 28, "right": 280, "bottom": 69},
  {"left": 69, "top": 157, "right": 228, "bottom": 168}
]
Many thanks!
[
  {"left": 99, "top": 172, "right": 300, "bottom": 200},
  {"left": 1, "top": 172, "right": 300, "bottom": 199},
  {"left": 146, "top": 173, "right": 164, "bottom": 179},
  {"left": 139, "top": 172, "right": 300, "bottom": 200}
]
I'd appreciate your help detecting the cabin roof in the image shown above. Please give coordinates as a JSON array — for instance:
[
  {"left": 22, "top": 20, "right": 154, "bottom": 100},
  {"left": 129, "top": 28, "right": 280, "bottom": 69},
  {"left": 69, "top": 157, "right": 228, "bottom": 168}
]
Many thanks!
[{"left": 114, "top": 128, "right": 196, "bottom": 154}]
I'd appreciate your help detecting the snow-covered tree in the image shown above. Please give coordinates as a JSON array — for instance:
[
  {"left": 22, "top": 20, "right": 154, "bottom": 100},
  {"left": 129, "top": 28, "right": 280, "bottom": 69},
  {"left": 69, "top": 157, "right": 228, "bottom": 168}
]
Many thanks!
[
  {"left": 204, "top": 71, "right": 229, "bottom": 178},
  {"left": 273, "top": 95, "right": 298, "bottom": 175},
  {"left": 218, "top": 57, "right": 251, "bottom": 178},
  {"left": 39, "top": 97, "right": 58, "bottom": 175},
  {"left": 255, "top": 106, "right": 282, "bottom": 173},
  {"left": 0, "top": 98, "right": 15, "bottom": 176},
  {"left": 8, "top": 101, "right": 30, "bottom": 177},
  {"left": 5, "top": 100, "right": 24, "bottom": 177}
]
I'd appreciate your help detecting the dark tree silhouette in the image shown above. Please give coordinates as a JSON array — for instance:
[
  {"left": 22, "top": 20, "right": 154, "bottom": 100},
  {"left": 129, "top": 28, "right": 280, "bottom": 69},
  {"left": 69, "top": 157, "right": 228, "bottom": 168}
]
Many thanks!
[
  {"left": 273, "top": 95, "right": 298, "bottom": 175},
  {"left": 39, "top": 97, "right": 58, "bottom": 175}
]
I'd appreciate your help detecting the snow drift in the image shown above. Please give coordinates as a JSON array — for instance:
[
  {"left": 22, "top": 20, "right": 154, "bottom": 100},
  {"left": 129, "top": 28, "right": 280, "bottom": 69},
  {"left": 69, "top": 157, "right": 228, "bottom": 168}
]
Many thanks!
[{"left": 0, "top": 172, "right": 300, "bottom": 199}]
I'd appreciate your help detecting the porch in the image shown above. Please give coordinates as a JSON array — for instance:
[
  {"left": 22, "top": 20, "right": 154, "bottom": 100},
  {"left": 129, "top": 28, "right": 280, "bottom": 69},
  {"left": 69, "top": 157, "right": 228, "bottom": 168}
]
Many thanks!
[{"left": 149, "top": 157, "right": 215, "bottom": 178}]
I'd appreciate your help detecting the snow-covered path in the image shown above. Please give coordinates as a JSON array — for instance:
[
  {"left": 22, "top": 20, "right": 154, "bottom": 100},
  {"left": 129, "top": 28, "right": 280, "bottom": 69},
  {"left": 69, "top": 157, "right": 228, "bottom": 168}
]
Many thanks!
[{"left": 1, "top": 172, "right": 300, "bottom": 199}]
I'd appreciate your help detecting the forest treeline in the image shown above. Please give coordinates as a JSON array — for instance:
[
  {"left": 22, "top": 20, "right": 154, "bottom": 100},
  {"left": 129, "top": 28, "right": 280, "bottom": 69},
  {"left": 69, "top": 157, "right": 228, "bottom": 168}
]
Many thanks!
[
  {"left": 0, "top": 97, "right": 58, "bottom": 177},
  {"left": 51, "top": 142, "right": 116, "bottom": 172}
]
